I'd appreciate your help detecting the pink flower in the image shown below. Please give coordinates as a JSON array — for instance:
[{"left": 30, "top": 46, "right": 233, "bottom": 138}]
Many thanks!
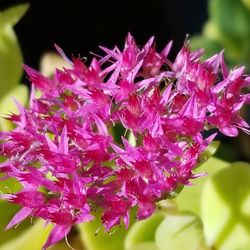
[{"left": 0, "top": 34, "right": 249, "bottom": 249}]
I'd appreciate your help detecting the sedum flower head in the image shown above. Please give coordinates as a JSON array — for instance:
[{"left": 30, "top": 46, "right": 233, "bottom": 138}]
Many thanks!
[{"left": 0, "top": 34, "right": 250, "bottom": 249}]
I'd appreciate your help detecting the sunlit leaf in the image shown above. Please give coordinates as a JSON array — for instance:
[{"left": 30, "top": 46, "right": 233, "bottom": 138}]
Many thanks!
[
  {"left": 0, "top": 176, "right": 22, "bottom": 194},
  {"left": 202, "top": 141, "right": 220, "bottom": 160},
  {"left": 0, "top": 4, "right": 28, "bottom": 27},
  {"left": 202, "top": 21, "right": 245, "bottom": 62},
  {"left": 0, "top": 4, "right": 28, "bottom": 98},
  {"left": 195, "top": 141, "right": 221, "bottom": 169},
  {"left": 201, "top": 162, "right": 250, "bottom": 250},
  {"left": 0, "top": 177, "right": 26, "bottom": 245},
  {"left": 126, "top": 242, "right": 159, "bottom": 250},
  {"left": 0, "top": 202, "right": 30, "bottom": 246},
  {"left": 155, "top": 212, "right": 207, "bottom": 250},
  {"left": 190, "top": 35, "right": 221, "bottom": 59},
  {"left": 0, "top": 84, "right": 28, "bottom": 131},
  {"left": 125, "top": 212, "right": 165, "bottom": 250},
  {"left": 240, "top": 241, "right": 250, "bottom": 250},
  {"left": 0, "top": 220, "right": 52, "bottom": 250},
  {"left": 49, "top": 233, "right": 84, "bottom": 250},
  {"left": 78, "top": 210, "right": 130, "bottom": 250},
  {"left": 242, "top": 0, "right": 250, "bottom": 9},
  {"left": 175, "top": 157, "right": 229, "bottom": 215},
  {"left": 40, "top": 52, "right": 70, "bottom": 77},
  {"left": 208, "top": 0, "right": 250, "bottom": 63},
  {"left": 209, "top": 0, "right": 250, "bottom": 40},
  {"left": 128, "top": 131, "right": 136, "bottom": 147}
]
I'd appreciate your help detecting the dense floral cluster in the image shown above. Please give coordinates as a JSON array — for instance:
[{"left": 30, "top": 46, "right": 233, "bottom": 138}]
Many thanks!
[{"left": 0, "top": 34, "right": 249, "bottom": 249}]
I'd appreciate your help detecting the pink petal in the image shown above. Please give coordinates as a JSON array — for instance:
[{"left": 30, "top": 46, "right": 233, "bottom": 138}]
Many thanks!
[
  {"left": 42, "top": 224, "right": 71, "bottom": 250},
  {"left": 220, "top": 50, "right": 229, "bottom": 78},
  {"left": 23, "top": 64, "right": 54, "bottom": 93},
  {"left": 137, "top": 36, "right": 154, "bottom": 59},
  {"left": 59, "top": 126, "right": 68, "bottom": 154},
  {"left": 220, "top": 126, "right": 238, "bottom": 137},
  {"left": 107, "top": 62, "right": 121, "bottom": 85},
  {"left": 205, "top": 51, "right": 221, "bottom": 73},
  {"left": 54, "top": 44, "right": 73, "bottom": 66},
  {"left": 161, "top": 40, "right": 173, "bottom": 58},
  {"left": 46, "top": 135, "right": 58, "bottom": 153},
  {"left": 99, "top": 46, "right": 120, "bottom": 60},
  {"left": 92, "top": 114, "right": 108, "bottom": 136},
  {"left": 126, "top": 60, "right": 143, "bottom": 82},
  {"left": 160, "top": 83, "right": 172, "bottom": 106},
  {"left": 6, "top": 207, "right": 32, "bottom": 230},
  {"left": 14, "top": 99, "right": 26, "bottom": 128},
  {"left": 180, "top": 95, "right": 199, "bottom": 118}
]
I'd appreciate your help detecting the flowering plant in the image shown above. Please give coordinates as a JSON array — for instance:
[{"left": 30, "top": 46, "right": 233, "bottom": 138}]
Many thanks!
[{"left": 0, "top": 27, "right": 250, "bottom": 250}]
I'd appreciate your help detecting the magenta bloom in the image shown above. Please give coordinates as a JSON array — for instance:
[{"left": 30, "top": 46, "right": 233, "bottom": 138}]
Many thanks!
[{"left": 0, "top": 34, "right": 249, "bottom": 249}]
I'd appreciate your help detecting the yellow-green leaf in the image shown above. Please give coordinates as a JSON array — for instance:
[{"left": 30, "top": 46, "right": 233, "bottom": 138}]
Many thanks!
[
  {"left": 78, "top": 210, "right": 129, "bottom": 250},
  {"left": 201, "top": 162, "right": 250, "bottom": 250},
  {"left": 0, "top": 84, "right": 28, "bottom": 131},
  {"left": 175, "top": 157, "right": 229, "bottom": 215},
  {"left": 0, "top": 220, "right": 52, "bottom": 250},
  {"left": 39, "top": 52, "right": 70, "bottom": 77},
  {"left": 126, "top": 242, "right": 159, "bottom": 250},
  {"left": 209, "top": 0, "right": 250, "bottom": 40},
  {"left": 0, "top": 4, "right": 29, "bottom": 28},
  {"left": 240, "top": 241, "right": 250, "bottom": 250},
  {"left": 125, "top": 212, "right": 165, "bottom": 250},
  {"left": 155, "top": 212, "right": 207, "bottom": 250},
  {"left": 0, "top": 4, "right": 28, "bottom": 98},
  {"left": 0, "top": 202, "right": 30, "bottom": 246},
  {"left": 0, "top": 177, "right": 25, "bottom": 245}
]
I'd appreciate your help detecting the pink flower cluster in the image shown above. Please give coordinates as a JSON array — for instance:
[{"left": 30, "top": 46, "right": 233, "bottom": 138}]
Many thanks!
[{"left": 0, "top": 34, "right": 249, "bottom": 248}]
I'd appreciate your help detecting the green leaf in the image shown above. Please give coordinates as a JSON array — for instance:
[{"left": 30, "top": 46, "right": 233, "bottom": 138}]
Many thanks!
[
  {"left": 175, "top": 157, "right": 229, "bottom": 215},
  {"left": 0, "top": 202, "right": 30, "bottom": 246},
  {"left": 0, "top": 4, "right": 29, "bottom": 27},
  {"left": 242, "top": 0, "right": 250, "bottom": 9},
  {"left": 240, "top": 241, "right": 250, "bottom": 250},
  {"left": 195, "top": 141, "right": 221, "bottom": 169},
  {"left": 209, "top": 0, "right": 250, "bottom": 58},
  {"left": 0, "top": 4, "right": 28, "bottom": 98},
  {"left": 209, "top": 0, "right": 250, "bottom": 39},
  {"left": 126, "top": 242, "right": 159, "bottom": 250},
  {"left": 0, "top": 84, "right": 28, "bottom": 131},
  {"left": 201, "top": 162, "right": 250, "bottom": 250},
  {"left": 49, "top": 234, "right": 84, "bottom": 250},
  {"left": 0, "top": 177, "right": 25, "bottom": 245},
  {"left": 0, "top": 220, "right": 52, "bottom": 250},
  {"left": 128, "top": 131, "right": 136, "bottom": 147},
  {"left": 202, "top": 20, "right": 245, "bottom": 62},
  {"left": 190, "top": 35, "right": 221, "bottom": 59},
  {"left": 202, "top": 141, "right": 220, "bottom": 161},
  {"left": 0, "top": 176, "right": 22, "bottom": 194},
  {"left": 78, "top": 210, "right": 131, "bottom": 250},
  {"left": 125, "top": 212, "right": 165, "bottom": 250},
  {"left": 155, "top": 212, "right": 207, "bottom": 250},
  {"left": 40, "top": 52, "right": 70, "bottom": 77},
  {"left": 112, "top": 123, "right": 126, "bottom": 145}
]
